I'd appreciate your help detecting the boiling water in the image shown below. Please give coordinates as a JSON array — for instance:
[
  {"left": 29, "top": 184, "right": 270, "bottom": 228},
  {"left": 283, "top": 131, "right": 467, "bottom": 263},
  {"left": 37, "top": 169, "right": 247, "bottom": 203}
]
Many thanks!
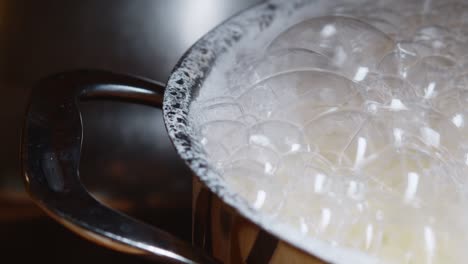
[{"left": 191, "top": 0, "right": 468, "bottom": 263}]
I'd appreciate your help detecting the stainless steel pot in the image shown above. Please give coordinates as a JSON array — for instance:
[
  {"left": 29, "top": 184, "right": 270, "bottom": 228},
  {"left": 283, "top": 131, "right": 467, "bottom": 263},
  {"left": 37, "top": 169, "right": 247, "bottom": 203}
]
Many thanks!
[{"left": 21, "top": 1, "right": 329, "bottom": 263}]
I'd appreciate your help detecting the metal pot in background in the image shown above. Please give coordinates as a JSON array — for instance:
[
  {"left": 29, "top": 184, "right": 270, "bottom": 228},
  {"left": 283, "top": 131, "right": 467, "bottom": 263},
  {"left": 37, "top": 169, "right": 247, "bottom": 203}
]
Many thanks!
[{"left": 21, "top": 0, "right": 334, "bottom": 263}]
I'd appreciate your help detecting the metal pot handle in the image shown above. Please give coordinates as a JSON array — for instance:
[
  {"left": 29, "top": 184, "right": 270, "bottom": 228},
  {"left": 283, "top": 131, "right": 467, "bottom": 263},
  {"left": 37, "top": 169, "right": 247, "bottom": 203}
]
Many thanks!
[{"left": 21, "top": 70, "right": 219, "bottom": 264}]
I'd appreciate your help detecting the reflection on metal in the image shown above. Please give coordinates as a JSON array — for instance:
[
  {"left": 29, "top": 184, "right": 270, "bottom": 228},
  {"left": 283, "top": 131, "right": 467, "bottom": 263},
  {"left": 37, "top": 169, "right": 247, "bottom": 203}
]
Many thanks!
[
  {"left": 22, "top": 70, "right": 218, "bottom": 264},
  {"left": 192, "top": 178, "right": 324, "bottom": 264},
  {"left": 18, "top": 1, "right": 335, "bottom": 263}
]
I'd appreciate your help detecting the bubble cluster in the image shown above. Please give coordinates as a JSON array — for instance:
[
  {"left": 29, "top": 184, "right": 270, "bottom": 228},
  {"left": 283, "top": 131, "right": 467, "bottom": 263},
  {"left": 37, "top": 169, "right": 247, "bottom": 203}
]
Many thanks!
[{"left": 192, "top": 1, "right": 468, "bottom": 263}]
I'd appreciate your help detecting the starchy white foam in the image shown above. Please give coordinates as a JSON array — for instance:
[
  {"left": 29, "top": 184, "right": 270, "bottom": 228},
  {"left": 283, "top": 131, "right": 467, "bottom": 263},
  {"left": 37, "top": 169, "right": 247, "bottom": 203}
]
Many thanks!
[{"left": 191, "top": 0, "right": 468, "bottom": 263}]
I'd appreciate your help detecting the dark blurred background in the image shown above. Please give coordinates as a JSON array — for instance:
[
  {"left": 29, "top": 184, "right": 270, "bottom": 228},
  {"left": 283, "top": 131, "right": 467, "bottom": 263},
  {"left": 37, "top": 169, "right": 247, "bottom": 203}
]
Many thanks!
[{"left": 0, "top": 1, "right": 262, "bottom": 263}]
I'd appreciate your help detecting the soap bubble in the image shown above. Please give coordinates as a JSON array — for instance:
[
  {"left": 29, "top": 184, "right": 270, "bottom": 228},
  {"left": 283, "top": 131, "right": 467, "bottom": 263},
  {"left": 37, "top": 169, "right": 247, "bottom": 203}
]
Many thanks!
[
  {"left": 412, "top": 25, "right": 458, "bottom": 56},
  {"left": 269, "top": 70, "right": 364, "bottom": 124},
  {"left": 268, "top": 16, "right": 395, "bottom": 80},
  {"left": 237, "top": 81, "right": 281, "bottom": 120},
  {"left": 239, "top": 70, "right": 363, "bottom": 121},
  {"left": 199, "top": 120, "right": 248, "bottom": 165},
  {"left": 361, "top": 17, "right": 399, "bottom": 38},
  {"left": 196, "top": 102, "right": 244, "bottom": 123},
  {"left": 340, "top": 118, "right": 392, "bottom": 169},
  {"left": 378, "top": 44, "right": 419, "bottom": 78},
  {"left": 399, "top": 14, "right": 435, "bottom": 39},
  {"left": 248, "top": 48, "right": 338, "bottom": 84},
  {"left": 304, "top": 109, "right": 369, "bottom": 165},
  {"left": 360, "top": 74, "right": 418, "bottom": 105},
  {"left": 277, "top": 151, "right": 334, "bottom": 194},
  {"left": 223, "top": 164, "right": 285, "bottom": 213},
  {"left": 248, "top": 120, "right": 310, "bottom": 154},
  {"left": 227, "top": 144, "right": 280, "bottom": 176},
  {"left": 362, "top": 145, "right": 462, "bottom": 208},
  {"left": 433, "top": 90, "right": 468, "bottom": 151},
  {"left": 407, "top": 55, "right": 457, "bottom": 99}
]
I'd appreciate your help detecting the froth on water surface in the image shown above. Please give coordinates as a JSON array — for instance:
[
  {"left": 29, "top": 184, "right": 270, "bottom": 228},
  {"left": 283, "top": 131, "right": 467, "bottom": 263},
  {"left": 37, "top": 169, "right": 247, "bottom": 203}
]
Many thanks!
[{"left": 191, "top": 0, "right": 468, "bottom": 263}]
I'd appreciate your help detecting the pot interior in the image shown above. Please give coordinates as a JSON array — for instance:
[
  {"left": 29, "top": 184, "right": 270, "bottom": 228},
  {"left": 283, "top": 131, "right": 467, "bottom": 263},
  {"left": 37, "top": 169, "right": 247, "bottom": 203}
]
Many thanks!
[
  {"left": 165, "top": 0, "right": 468, "bottom": 263},
  {"left": 165, "top": 1, "right": 375, "bottom": 263}
]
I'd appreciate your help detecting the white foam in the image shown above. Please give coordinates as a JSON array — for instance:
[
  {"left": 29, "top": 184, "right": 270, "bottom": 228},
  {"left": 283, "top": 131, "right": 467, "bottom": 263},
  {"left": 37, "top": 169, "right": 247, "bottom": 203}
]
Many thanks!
[{"left": 191, "top": 0, "right": 468, "bottom": 263}]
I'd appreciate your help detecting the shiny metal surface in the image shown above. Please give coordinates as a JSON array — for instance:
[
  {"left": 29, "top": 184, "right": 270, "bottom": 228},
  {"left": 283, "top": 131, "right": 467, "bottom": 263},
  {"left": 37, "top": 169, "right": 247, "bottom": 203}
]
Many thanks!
[
  {"left": 22, "top": 70, "right": 217, "bottom": 264},
  {"left": 1, "top": 0, "right": 263, "bottom": 205},
  {"left": 192, "top": 179, "right": 325, "bottom": 264},
  {"left": 0, "top": 1, "right": 261, "bottom": 262},
  {"left": 19, "top": 1, "right": 331, "bottom": 263}
]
